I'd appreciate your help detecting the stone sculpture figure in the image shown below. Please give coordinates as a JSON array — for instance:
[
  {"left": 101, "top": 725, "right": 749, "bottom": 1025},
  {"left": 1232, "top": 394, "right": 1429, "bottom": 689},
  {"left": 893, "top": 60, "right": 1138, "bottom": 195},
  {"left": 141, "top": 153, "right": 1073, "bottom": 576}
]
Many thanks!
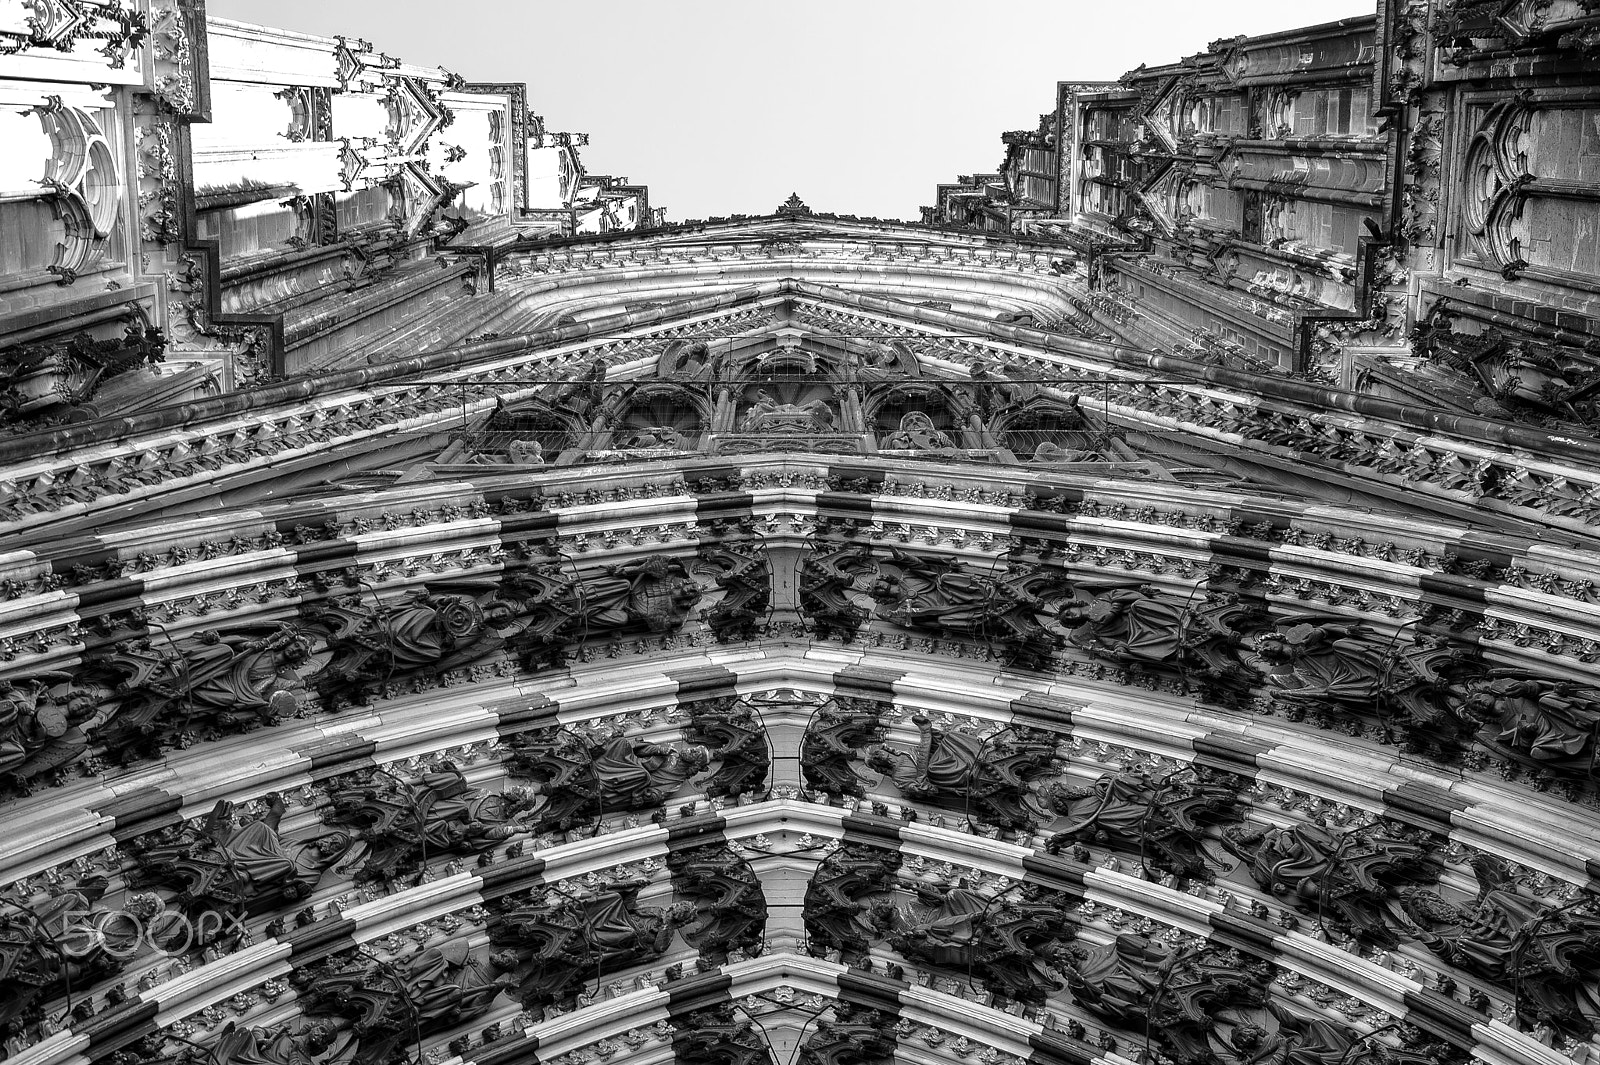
[
  {"left": 685, "top": 698, "right": 771, "bottom": 800},
  {"left": 0, "top": 674, "right": 110, "bottom": 791},
  {"left": 307, "top": 589, "right": 524, "bottom": 705},
  {"left": 799, "top": 699, "right": 888, "bottom": 798},
  {"left": 1063, "top": 933, "right": 1173, "bottom": 1028},
  {"left": 869, "top": 551, "right": 1077, "bottom": 668},
  {"left": 1058, "top": 586, "right": 1267, "bottom": 699},
  {"left": 92, "top": 624, "right": 314, "bottom": 759},
  {"left": 0, "top": 876, "right": 131, "bottom": 1038},
  {"left": 889, "top": 881, "right": 1078, "bottom": 1004},
  {"left": 667, "top": 844, "right": 766, "bottom": 963},
  {"left": 568, "top": 556, "right": 703, "bottom": 635},
  {"left": 208, "top": 1020, "right": 358, "bottom": 1065},
  {"left": 864, "top": 714, "right": 1066, "bottom": 831},
  {"left": 803, "top": 843, "right": 901, "bottom": 960},
  {"left": 1463, "top": 670, "right": 1600, "bottom": 783},
  {"left": 504, "top": 726, "right": 709, "bottom": 832},
  {"left": 881, "top": 411, "right": 956, "bottom": 450},
  {"left": 489, "top": 877, "right": 693, "bottom": 1013},
  {"left": 130, "top": 794, "right": 349, "bottom": 931},
  {"left": 1221, "top": 818, "right": 1443, "bottom": 947},
  {"left": 1060, "top": 584, "right": 1190, "bottom": 666},
  {"left": 1399, "top": 856, "right": 1600, "bottom": 1038},
  {"left": 1073, "top": 942, "right": 1280, "bottom": 1065},
  {"left": 799, "top": 545, "right": 879, "bottom": 642},
  {"left": 739, "top": 389, "right": 835, "bottom": 432},
  {"left": 1044, "top": 766, "right": 1246, "bottom": 881},
  {"left": 319, "top": 764, "right": 530, "bottom": 881},
  {"left": 1254, "top": 621, "right": 1472, "bottom": 749},
  {"left": 294, "top": 941, "right": 508, "bottom": 1065}
]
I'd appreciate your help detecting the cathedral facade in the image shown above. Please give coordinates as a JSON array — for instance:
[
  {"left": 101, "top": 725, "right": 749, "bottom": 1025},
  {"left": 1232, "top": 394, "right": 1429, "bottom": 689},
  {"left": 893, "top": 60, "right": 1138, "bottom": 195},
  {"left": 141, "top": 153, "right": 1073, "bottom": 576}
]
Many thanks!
[{"left": 3, "top": 5, "right": 1600, "bottom": 1065}]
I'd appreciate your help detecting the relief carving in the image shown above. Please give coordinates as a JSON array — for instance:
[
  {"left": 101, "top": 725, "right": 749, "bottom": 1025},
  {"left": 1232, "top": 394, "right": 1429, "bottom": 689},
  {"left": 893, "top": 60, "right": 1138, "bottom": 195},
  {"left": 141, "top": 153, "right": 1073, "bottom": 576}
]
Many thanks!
[
  {"left": 319, "top": 764, "right": 532, "bottom": 882},
  {"left": 489, "top": 875, "right": 692, "bottom": 1014},
  {"left": 503, "top": 726, "right": 709, "bottom": 833},
  {"left": 890, "top": 880, "right": 1078, "bottom": 1005},
  {"left": 864, "top": 715, "right": 1067, "bottom": 831},
  {"left": 1043, "top": 765, "right": 1247, "bottom": 881},
  {"left": 1221, "top": 818, "right": 1444, "bottom": 947}
]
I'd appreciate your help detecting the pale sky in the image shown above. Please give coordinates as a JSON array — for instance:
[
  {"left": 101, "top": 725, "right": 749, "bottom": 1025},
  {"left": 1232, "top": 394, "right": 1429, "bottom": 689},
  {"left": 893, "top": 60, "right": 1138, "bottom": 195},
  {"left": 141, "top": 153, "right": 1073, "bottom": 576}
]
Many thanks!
[{"left": 206, "top": 0, "right": 1375, "bottom": 222}]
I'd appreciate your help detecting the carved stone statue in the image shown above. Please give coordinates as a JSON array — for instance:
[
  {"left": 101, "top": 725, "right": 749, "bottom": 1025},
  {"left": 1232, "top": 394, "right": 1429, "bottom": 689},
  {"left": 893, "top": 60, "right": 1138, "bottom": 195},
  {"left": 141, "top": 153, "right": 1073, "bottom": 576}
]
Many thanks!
[
  {"left": 1064, "top": 933, "right": 1171, "bottom": 1027},
  {"left": 881, "top": 411, "right": 955, "bottom": 450},
  {"left": 1058, "top": 586, "right": 1265, "bottom": 697},
  {"left": 803, "top": 843, "right": 900, "bottom": 960},
  {"left": 490, "top": 877, "right": 692, "bottom": 1012},
  {"left": 1069, "top": 941, "right": 1280, "bottom": 1065},
  {"left": 864, "top": 714, "right": 1066, "bottom": 831},
  {"left": 0, "top": 877, "right": 129, "bottom": 1037},
  {"left": 507, "top": 438, "right": 545, "bottom": 465},
  {"left": 209, "top": 1021, "right": 357, "bottom": 1065},
  {"left": 869, "top": 550, "right": 1077, "bottom": 668},
  {"left": 1254, "top": 621, "right": 1472, "bottom": 748},
  {"left": 320, "top": 764, "right": 531, "bottom": 881},
  {"left": 1463, "top": 670, "right": 1600, "bottom": 783},
  {"left": 615, "top": 426, "right": 683, "bottom": 450},
  {"left": 0, "top": 674, "right": 110, "bottom": 791},
  {"left": 799, "top": 699, "right": 887, "bottom": 799},
  {"left": 295, "top": 940, "right": 508, "bottom": 1065},
  {"left": 1221, "top": 818, "right": 1442, "bottom": 947},
  {"left": 668, "top": 844, "right": 766, "bottom": 963},
  {"left": 504, "top": 727, "right": 709, "bottom": 832},
  {"left": 130, "top": 794, "right": 350, "bottom": 928},
  {"left": 739, "top": 389, "right": 835, "bottom": 432},
  {"left": 890, "top": 881, "right": 1077, "bottom": 1004},
  {"left": 1399, "top": 856, "right": 1600, "bottom": 1038},
  {"left": 799, "top": 545, "right": 878, "bottom": 642},
  {"left": 307, "top": 589, "right": 524, "bottom": 705},
  {"left": 93, "top": 625, "right": 314, "bottom": 759},
  {"left": 567, "top": 556, "right": 703, "bottom": 635},
  {"left": 1044, "top": 766, "right": 1246, "bottom": 881}
]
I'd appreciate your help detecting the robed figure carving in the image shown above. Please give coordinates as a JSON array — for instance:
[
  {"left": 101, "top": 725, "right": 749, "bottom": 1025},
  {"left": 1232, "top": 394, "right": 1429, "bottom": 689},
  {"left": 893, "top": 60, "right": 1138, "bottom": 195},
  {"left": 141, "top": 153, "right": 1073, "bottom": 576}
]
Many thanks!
[
  {"left": 504, "top": 726, "right": 710, "bottom": 832},
  {"left": 130, "top": 793, "right": 351, "bottom": 935},
  {"left": 1463, "top": 670, "right": 1600, "bottom": 784},
  {"left": 889, "top": 881, "right": 1077, "bottom": 1004},
  {"left": 320, "top": 764, "right": 533, "bottom": 881},
  {"left": 92, "top": 625, "right": 314, "bottom": 759},
  {"left": 865, "top": 714, "right": 1066, "bottom": 831},
  {"left": 489, "top": 877, "right": 692, "bottom": 1013},
  {"left": 1044, "top": 766, "right": 1246, "bottom": 881},
  {"left": 1221, "top": 818, "right": 1443, "bottom": 946}
]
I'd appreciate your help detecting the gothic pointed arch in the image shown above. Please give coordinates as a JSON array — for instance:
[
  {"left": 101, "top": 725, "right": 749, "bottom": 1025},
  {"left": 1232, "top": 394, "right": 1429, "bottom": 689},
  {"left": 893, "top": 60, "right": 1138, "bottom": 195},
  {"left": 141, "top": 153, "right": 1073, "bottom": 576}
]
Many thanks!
[{"left": 1, "top": 214, "right": 1599, "bottom": 1065}]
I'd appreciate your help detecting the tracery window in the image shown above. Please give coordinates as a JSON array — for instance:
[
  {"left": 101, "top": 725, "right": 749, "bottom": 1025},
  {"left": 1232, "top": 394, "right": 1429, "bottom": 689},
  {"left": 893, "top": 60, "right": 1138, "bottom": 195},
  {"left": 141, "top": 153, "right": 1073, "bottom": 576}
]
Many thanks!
[
  {"left": 1459, "top": 98, "right": 1600, "bottom": 288},
  {"left": 0, "top": 97, "right": 122, "bottom": 284}
]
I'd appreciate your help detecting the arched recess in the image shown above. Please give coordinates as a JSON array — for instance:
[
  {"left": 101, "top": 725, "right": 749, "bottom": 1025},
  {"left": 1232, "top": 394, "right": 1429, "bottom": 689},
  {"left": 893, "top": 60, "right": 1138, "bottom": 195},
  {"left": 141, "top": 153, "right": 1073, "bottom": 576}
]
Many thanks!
[
  {"left": 0, "top": 97, "right": 122, "bottom": 284},
  {"left": 483, "top": 221, "right": 1091, "bottom": 338},
  {"left": 1, "top": 445, "right": 1598, "bottom": 1065}
]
